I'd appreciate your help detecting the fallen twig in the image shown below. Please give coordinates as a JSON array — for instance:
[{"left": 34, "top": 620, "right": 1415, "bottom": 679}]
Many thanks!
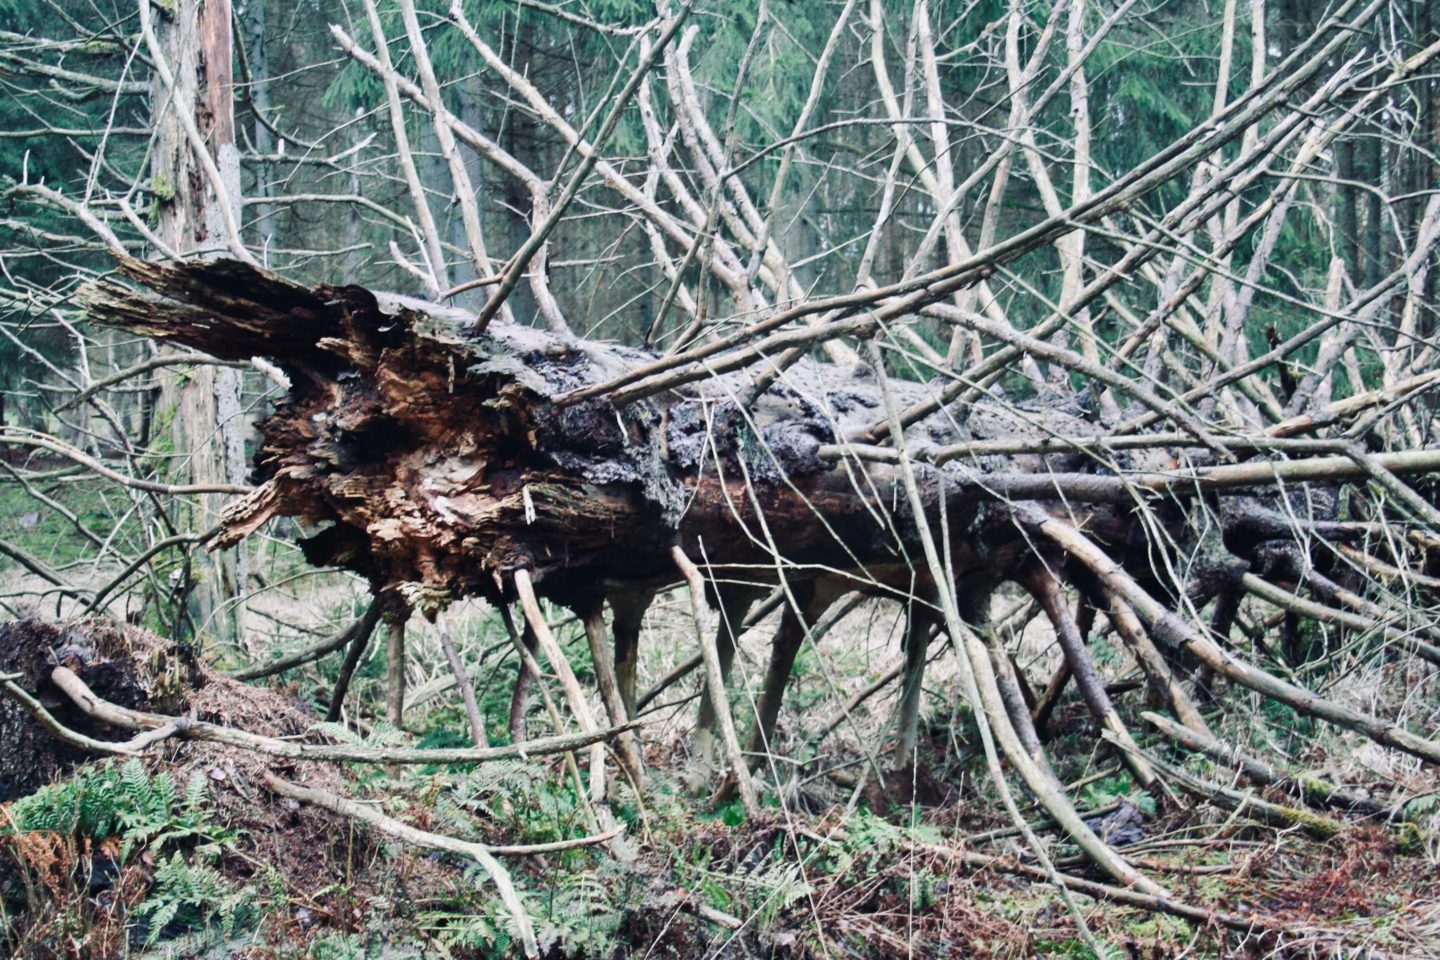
[
  {"left": 1142, "top": 710, "right": 1388, "bottom": 818},
  {"left": 48, "top": 665, "right": 640, "bottom": 765},
  {"left": 1105, "top": 732, "right": 1347, "bottom": 839},
  {"left": 260, "top": 771, "right": 541, "bottom": 957},
  {"left": 230, "top": 599, "right": 382, "bottom": 682},
  {"left": 1, "top": 676, "right": 179, "bottom": 757}
]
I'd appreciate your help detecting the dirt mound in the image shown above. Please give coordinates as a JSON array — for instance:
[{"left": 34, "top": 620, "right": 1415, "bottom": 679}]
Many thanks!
[
  {"left": 0, "top": 616, "right": 372, "bottom": 896},
  {"left": 0, "top": 615, "right": 472, "bottom": 960}
]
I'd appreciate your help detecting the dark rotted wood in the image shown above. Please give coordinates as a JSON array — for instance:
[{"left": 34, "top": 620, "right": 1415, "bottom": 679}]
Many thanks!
[
  {"left": 0, "top": 617, "right": 195, "bottom": 800},
  {"left": 78, "top": 258, "right": 1323, "bottom": 616}
]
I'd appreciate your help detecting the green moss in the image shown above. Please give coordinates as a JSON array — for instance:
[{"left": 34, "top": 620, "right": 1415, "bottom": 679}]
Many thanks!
[
  {"left": 150, "top": 174, "right": 174, "bottom": 202},
  {"left": 1395, "top": 820, "right": 1428, "bottom": 855}
]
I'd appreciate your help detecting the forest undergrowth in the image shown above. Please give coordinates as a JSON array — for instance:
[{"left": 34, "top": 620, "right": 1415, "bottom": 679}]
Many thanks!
[{"left": 5, "top": 567, "right": 1440, "bottom": 960}]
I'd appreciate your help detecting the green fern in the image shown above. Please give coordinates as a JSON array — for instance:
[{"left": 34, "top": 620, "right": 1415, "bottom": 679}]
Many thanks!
[
  {"left": 310, "top": 721, "right": 366, "bottom": 746},
  {"left": 8, "top": 760, "right": 234, "bottom": 863},
  {"left": 8, "top": 759, "right": 262, "bottom": 949},
  {"left": 449, "top": 761, "right": 590, "bottom": 848},
  {"left": 417, "top": 905, "right": 503, "bottom": 954},
  {"left": 429, "top": 792, "right": 482, "bottom": 841},
  {"left": 357, "top": 720, "right": 405, "bottom": 746},
  {"left": 131, "top": 851, "right": 256, "bottom": 945},
  {"left": 535, "top": 870, "right": 617, "bottom": 957},
  {"left": 119, "top": 767, "right": 231, "bottom": 861},
  {"left": 751, "top": 861, "right": 813, "bottom": 932},
  {"left": 305, "top": 931, "right": 372, "bottom": 959},
  {"left": 8, "top": 761, "right": 127, "bottom": 837}
]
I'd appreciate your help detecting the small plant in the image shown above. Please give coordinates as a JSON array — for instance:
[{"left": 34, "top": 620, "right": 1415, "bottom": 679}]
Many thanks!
[
  {"left": 119, "top": 762, "right": 236, "bottom": 859},
  {"left": 450, "top": 760, "right": 589, "bottom": 849},
  {"left": 749, "top": 860, "right": 813, "bottom": 932},
  {"left": 8, "top": 759, "right": 234, "bottom": 858},
  {"left": 537, "top": 870, "right": 618, "bottom": 956},
  {"left": 8, "top": 759, "right": 135, "bottom": 839},
  {"left": 3, "top": 759, "right": 258, "bottom": 954},
  {"left": 1079, "top": 772, "right": 1155, "bottom": 819},
  {"left": 130, "top": 850, "right": 256, "bottom": 946}
]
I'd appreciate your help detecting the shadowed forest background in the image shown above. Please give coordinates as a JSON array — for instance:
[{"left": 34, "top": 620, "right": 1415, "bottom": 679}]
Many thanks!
[{"left": 2, "top": 0, "right": 1440, "bottom": 956}]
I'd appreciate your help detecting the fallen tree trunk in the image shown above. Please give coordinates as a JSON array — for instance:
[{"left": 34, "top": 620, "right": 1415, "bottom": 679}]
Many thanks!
[{"left": 78, "top": 256, "right": 1386, "bottom": 617}]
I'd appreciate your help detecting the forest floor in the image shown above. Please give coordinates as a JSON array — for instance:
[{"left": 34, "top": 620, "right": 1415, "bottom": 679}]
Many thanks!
[{"left": 3, "top": 510, "right": 1440, "bottom": 958}]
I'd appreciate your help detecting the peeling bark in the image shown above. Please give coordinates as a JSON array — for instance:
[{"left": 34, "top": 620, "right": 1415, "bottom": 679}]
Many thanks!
[{"left": 81, "top": 257, "right": 1217, "bottom": 618}]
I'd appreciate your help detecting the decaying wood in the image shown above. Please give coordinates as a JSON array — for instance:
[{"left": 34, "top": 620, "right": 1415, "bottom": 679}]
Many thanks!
[{"left": 80, "top": 255, "right": 1326, "bottom": 613}]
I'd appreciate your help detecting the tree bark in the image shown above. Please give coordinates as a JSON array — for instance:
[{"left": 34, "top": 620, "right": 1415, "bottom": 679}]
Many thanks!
[
  {"left": 151, "top": 0, "right": 247, "bottom": 649},
  {"left": 80, "top": 256, "right": 1437, "bottom": 625}
]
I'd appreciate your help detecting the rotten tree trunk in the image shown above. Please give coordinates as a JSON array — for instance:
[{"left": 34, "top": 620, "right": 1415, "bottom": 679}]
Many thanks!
[
  {"left": 80, "top": 257, "right": 1215, "bottom": 616},
  {"left": 76, "top": 256, "right": 1440, "bottom": 888}
]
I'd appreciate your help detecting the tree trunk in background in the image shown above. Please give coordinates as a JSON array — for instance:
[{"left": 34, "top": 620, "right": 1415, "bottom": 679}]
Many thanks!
[
  {"left": 1335, "top": 136, "right": 1359, "bottom": 282},
  {"left": 243, "top": 0, "right": 276, "bottom": 255},
  {"left": 499, "top": 39, "right": 539, "bottom": 326},
  {"left": 344, "top": 115, "right": 366, "bottom": 278},
  {"left": 1360, "top": 121, "right": 1385, "bottom": 289},
  {"left": 439, "top": 109, "right": 477, "bottom": 305},
  {"left": 152, "top": 0, "right": 246, "bottom": 649},
  {"left": 1423, "top": 0, "right": 1439, "bottom": 319},
  {"left": 455, "top": 94, "right": 491, "bottom": 314}
]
